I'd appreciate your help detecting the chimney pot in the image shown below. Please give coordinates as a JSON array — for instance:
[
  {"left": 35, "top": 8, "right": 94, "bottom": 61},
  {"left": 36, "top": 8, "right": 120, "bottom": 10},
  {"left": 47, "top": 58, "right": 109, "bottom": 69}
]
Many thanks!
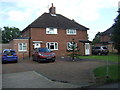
[{"left": 49, "top": 3, "right": 56, "bottom": 14}]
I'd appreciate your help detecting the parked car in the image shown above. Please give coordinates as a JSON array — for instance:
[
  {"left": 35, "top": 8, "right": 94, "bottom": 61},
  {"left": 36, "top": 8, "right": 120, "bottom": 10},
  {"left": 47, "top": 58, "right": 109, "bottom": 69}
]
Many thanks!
[
  {"left": 32, "top": 48, "right": 56, "bottom": 62},
  {"left": 92, "top": 46, "right": 109, "bottom": 55},
  {"left": 2, "top": 49, "right": 18, "bottom": 63}
]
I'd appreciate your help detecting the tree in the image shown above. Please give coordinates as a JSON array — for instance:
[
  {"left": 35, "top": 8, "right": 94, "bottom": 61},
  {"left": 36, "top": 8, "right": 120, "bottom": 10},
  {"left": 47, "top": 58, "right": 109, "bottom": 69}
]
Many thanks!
[
  {"left": 112, "top": 9, "right": 120, "bottom": 54},
  {"left": 68, "top": 38, "right": 78, "bottom": 61},
  {"left": 92, "top": 32, "right": 101, "bottom": 45},
  {"left": 2, "top": 26, "right": 21, "bottom": 43}
]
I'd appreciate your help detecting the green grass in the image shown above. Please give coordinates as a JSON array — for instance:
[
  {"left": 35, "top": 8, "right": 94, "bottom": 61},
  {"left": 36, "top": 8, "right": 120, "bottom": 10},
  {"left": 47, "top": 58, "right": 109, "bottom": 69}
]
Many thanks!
[
  {"left": 93, "top": 64, "right": 120, "bottom": 83},
  {"left": 77, "top": 53, "right": 120, "bottom": 83},
  {"left": 78, "top": 53, "right": 120, "bottom": 62}
]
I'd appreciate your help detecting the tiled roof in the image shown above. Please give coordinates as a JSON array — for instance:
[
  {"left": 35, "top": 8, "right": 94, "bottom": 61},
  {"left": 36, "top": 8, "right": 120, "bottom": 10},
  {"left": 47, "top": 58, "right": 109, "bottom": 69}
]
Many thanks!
[
  {"left": 14, "top": 37, "right": 30, "bottom": 39},
  {"left": 22, "top": 13, "right": 89, "bottom": 32},
  {"left": 101, "top": 24, "right": 115, "bottom": 35},
  {"left": 79, "top": 40, "right": 92, "bottom": 43}
]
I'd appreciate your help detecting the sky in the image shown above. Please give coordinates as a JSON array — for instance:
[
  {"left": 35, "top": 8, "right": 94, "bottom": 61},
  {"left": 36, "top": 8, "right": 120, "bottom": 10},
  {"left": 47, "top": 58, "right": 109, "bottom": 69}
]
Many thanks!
[{"left": 0, "top": 0, "right": 119, "bottom": 40}]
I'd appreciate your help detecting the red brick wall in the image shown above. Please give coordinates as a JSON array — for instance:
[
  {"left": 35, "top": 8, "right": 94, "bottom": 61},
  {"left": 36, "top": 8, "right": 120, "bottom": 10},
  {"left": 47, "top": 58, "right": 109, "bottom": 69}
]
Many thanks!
[
  {"left": 100, "top": 35, "right": 111, "bottom": 42},
  {"left": 28, "top": 28, "right": 88, "bottom": 56},
  {"left": 99, "top": 35, "right": 117, "bottom": 52},
  {"left": 9, "top": 39, "right": 29, "bottom": 59},
  {"left": 22, "top": 29, "right": 30, "bottom": 37}
]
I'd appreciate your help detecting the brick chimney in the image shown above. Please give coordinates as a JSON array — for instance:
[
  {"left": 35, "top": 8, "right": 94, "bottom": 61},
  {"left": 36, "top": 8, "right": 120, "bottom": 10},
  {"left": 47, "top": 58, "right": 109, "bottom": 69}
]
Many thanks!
[{"left": 49, "top": 3, "right": 56, "bottom": 14}]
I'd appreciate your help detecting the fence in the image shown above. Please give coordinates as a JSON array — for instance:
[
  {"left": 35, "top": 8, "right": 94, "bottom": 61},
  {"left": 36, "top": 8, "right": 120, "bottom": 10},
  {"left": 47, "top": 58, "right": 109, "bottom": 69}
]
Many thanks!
[{"left": 1, "top": 44, "right": 10, "bottom": 50}]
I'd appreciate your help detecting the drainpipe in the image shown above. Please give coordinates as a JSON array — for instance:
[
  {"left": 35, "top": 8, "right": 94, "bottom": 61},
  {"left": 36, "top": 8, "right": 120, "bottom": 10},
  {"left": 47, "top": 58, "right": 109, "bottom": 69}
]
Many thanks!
[{"left": 29, "top": 28, "right": 31, "bottom": 58}]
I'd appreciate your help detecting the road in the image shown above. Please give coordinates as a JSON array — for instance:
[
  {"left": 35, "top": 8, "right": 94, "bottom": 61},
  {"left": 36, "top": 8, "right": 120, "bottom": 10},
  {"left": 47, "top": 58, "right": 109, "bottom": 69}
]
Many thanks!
[{"left": 2, "top": 57, "right": 116, "bottom": 88}]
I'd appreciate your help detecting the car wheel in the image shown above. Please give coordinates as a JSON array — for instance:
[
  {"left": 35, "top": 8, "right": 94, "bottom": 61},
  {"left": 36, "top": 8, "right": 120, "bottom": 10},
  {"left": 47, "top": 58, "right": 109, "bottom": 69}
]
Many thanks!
[
  {"left": 37, "top": 59, "right": 41, "bottom": 63},
  {"left": 52, "top": 58, "right": 55, "bottom": 62},
  {"left": 52, "top": 60, "right": 55, "bottom": 62},
  {"left": 36, "top": 57, "right": 41, "bottom": 63},
  {"left": 15, "top": 60, "right": 18, "bottom": 63},
  {"left": 2, "top": 61, "right": 4, "bottom": 64}
]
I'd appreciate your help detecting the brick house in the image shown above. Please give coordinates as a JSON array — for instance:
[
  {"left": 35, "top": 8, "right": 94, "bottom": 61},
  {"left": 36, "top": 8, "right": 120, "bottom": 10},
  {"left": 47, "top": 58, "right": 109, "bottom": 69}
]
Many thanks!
[
  {"left": 95, "top": 5, "right": 120, "bottom": 53},
  {"left": 9, "top": 37, "right": 29, "bottom": 58},
  {"left": 10, "top": 4, "right": 91, "bottom": 58},
  {"left": 96, "top": 25, "right": 117, "bottom": 52}
]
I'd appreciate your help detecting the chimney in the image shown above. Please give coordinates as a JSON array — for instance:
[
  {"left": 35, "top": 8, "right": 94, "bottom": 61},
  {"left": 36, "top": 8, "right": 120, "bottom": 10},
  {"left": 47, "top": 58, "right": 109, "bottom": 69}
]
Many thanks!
[
  {"left": 49, "top": 3, "right": 56, "bottom": 14},
  {"left": 118, "top": 1, "right": 120, "bottom": 12}
]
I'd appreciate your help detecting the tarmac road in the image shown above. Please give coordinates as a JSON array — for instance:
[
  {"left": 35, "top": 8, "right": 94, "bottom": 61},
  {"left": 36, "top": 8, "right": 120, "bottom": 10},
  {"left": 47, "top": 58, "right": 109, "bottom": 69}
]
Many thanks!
[{"left": 2, "top": 57, "right": 117, "bottom": 88}]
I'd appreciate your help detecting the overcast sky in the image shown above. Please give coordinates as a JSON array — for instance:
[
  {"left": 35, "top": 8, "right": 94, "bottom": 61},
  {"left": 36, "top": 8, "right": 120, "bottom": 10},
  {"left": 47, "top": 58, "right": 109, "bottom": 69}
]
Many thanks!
[{"left": 0, "top": 0, "right": 119, "bottom": 40}]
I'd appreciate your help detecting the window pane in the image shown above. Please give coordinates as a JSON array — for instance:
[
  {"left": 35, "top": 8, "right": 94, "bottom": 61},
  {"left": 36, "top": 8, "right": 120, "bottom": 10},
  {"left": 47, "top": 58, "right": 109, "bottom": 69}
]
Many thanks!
[
  {"left": 46, "top": 42, "right": 58, "bottom": 50},
  {"left": 19, "top": 43, "right": 22, "bottom": 50},
  {"left": 50, "top": 44, "right": 54, "bottom": 49},
  {"left": 46, "top": 28, "right": 57, "bottom": 34},
  {"left": 55, "top": 43, "right": 57, "bottom": 49},
  {"left": 67, "top": 29, "right": 76, "bottom": 34},
  {"left": 71, "top": 30, "right": 74, "bottom": 34},
  {"left": 49, "top": 29, "right": 54, "bottom": 34},
  {"left": 23, "top": 46, "right": 26, "bottom": 50},
  {"left": 47, "top": 43, "right": 50, "bottom": 49},
  {"left": 23, "top": 43, "right": 27, "bottom": 50},
  {"left": 18, "top": 43, "right": 27, "bottom": 51},
  {"left": 67, "top": 42, "right": 77, "bottom": 50}
]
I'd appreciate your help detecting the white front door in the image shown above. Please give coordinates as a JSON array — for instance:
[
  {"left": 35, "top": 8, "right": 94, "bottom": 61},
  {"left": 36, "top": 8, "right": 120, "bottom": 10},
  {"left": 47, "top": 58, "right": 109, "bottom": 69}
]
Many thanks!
[
  {"left": 33, "top": 43, "right": 41, "bottom": 49},
  {"left": 85, "top": 43, "right": 90, "bottom": 55}
]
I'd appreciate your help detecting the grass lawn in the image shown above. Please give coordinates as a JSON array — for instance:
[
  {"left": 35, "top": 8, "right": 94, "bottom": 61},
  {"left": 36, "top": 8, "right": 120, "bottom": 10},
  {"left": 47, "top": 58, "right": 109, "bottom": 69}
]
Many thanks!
[
  {"left": 78, "top": 53, "right": 120, "bottom": 62},
  {"left": 93, "top": 64, "right": 120, "bottom": 83},
  {"left": 77, "top": 53, "right": 120, "bottom": 83}
]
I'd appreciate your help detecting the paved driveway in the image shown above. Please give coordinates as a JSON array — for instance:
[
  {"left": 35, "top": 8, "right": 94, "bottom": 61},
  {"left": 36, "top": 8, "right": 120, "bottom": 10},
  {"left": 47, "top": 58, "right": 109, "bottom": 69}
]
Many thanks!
[{"left": 2, "top": 57, "right": 108, "bottom": 87}]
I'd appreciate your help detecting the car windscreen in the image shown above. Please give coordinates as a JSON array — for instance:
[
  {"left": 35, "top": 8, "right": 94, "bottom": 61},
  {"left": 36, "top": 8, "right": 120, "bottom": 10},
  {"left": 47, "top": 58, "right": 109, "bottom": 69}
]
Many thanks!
[
  {"left": 103, "top": 47, "right": 107, "bottom": 49},
  {"left": 3, "top": 50, "right": 16, "bottom": 55},
  {"left": 38, "top": 48, "right": 51, "bottom": 53}
]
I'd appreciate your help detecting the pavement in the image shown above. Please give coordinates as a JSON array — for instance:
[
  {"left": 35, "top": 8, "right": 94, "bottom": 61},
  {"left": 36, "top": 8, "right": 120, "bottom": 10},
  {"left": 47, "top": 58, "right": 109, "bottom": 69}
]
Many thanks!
[
  {"left": 94, "top": 82, "right": 119, "bottom": 88},
  {"left": 2, "top": 71, "right": 82, "bottom": 88}
]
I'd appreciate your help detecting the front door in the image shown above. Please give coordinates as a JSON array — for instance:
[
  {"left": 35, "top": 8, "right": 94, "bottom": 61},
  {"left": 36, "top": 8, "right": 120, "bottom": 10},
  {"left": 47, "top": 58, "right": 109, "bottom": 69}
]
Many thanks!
[{"left": 85, "top": 43, "right": 90, "bottom": 55}]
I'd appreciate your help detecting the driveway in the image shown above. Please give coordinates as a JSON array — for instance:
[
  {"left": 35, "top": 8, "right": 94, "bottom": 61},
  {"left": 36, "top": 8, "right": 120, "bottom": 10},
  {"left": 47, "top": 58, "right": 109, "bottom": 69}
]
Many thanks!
[
  {"left": 2, "top": 57, "right": 108, "bottom": 88},
  {"left": 3, "top": 71, "right": 83, "bottom": 88}
]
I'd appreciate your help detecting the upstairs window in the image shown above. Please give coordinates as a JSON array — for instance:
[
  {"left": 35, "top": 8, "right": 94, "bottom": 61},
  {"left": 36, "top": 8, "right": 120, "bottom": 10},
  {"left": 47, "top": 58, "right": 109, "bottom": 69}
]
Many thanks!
[
  {"left": 66, "top": 29, "right": 76, "bottom": 35},
  {"left": 46, "top": 28, "right": 57, "bottom": 34}
]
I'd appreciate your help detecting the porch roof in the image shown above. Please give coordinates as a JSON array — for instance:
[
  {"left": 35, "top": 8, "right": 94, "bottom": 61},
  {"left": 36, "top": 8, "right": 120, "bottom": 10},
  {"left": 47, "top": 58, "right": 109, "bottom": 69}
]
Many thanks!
[{"left": 79, "top": 40, "right": 92, "bottom": 43}]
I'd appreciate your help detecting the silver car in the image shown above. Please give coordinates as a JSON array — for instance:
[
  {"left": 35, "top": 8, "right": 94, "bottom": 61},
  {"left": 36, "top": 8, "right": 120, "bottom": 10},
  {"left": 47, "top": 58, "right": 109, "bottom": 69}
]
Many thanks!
[{"left": 92, "top": 46, "right": 109, "bottom": 55}]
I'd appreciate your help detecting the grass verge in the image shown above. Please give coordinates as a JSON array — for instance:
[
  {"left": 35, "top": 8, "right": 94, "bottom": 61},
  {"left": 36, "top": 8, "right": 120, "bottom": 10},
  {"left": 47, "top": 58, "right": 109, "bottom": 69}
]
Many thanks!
[
  {"left": 93, "top": 64, "right": 120, "bottom": 83},
  {"left": 78, "top": 53, "right": 120, "bottom": 62}
]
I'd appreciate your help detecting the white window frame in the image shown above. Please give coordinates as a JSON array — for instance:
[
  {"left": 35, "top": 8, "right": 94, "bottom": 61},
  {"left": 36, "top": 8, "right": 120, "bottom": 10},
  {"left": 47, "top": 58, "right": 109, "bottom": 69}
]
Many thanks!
[
  {"left": 46, "top": 42, "right": 58, "bottom": 50},
  {"left": 67, "top": 42, "right": 77, "bottom": 50},
  {"left": 33, "top": 43, "right": 41, "bottom": 49},
  {"left": 66, "top": 29, "right": 76, "bottom": 35},
  {"left": 18, "top": 43, "right": 27, "bottom": 51},
  {"left": 46, "top": 28, "right": 58, "bottom": 34}
]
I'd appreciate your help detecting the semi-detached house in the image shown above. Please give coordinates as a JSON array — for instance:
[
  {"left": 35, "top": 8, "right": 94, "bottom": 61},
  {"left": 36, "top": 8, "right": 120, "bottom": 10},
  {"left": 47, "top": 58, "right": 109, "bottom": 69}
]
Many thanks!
[
  {"left": 10, "top": 4, "right": 91, "bottom": 58},
  {"left": 96, "top": 25, "right": 117, "bottom": 52}
]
